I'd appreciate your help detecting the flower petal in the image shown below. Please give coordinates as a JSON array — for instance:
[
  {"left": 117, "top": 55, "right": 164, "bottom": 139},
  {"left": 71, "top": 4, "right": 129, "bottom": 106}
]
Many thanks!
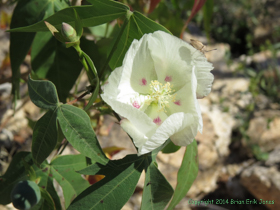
[
  {"left": 102, "top": 65, "right": 157, "bottom": 135},
  {"left": 129, "top": 35, "right": 157, "bottom": 94},
  {"left": 147, "top": 31, "right": 194, "bottom": 91},
  {"left": 120, "top": 119, "right": 149, "bottom": 150},
  {"left": 170, "top": 116, "right": 199, "bottom": 146},
  {"left": 139, "top": 112, "right": 194, "bottom": 155},
  {"left": 193, "top": 48, "right": 214, "bottom": 98},
  {"left": 117, "top": 35, "right": 157, "bottom": 95}
]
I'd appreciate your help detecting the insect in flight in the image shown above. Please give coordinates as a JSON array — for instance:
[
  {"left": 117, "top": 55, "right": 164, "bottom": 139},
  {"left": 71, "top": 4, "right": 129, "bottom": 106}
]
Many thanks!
[{"left": 190, "top": 39, "right": 217, "bottom": 56}]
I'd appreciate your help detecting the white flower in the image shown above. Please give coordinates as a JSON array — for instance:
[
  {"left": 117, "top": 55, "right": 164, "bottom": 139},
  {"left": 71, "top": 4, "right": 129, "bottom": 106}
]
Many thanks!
[{"left": 101, "top": 31, "right": 214, "bottom": 155}]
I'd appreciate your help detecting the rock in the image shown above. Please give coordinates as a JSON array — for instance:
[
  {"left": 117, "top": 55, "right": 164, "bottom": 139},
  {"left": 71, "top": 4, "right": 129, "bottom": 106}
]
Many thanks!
[
  {"left": 1, "top": 106, "right": 28, "bottom": 134},
  {"left": 195, "top": 114, "right": 219, "bottom": 170},
  {"left": 187, "top": 166, "right": 221, "bottom": 198},
  {"left": 265, "top": 145, "right": 280, "bottom": 166},
  {"left": 246, "top": 116, "right": 280, "bottom": 152},
  {"left": 241, "top": 164, "right": 280, "bottom": 210},
  {"left": 199, "top": 100, "right": 236, "bottom": 158}
]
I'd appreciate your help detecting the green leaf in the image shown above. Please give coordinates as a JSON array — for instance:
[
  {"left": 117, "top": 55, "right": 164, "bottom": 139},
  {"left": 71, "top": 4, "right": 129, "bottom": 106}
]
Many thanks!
[
  {"left": 32, "top": 109, "right": 58, "bottom": 165},
  {"left": 109, "top": 11, "right": 171, "bottom": 70},
  {"left": 80, "top": 37, "right": 103, "bottom": 75},
  {"left": 10, "top": 0, "right": 69, "bottom": 100},
  {"left": 161, "top": 141, "right": 181, "bottom": 154},
  {"left": 28, "top": 75, "right": 59, "bottom": 110},
  {"left": 57, "top": 104, "right": 108, "bottom": 165},
  {"left": 9, "top": 0, "right": 129, "bottom": 33},
  {"left": 42, "top": 176, "right": 62, "bottom": 210},
  {"left": 22, "top": 159, "right": 37, "bottom": 181},
  {"left": 50, "top": 155, "right": 90, "bottom": 208},
  {"left": 68, "top": 155, "right": 144, "bottom": 210},
  {"left": 40, "top": 188, "right": 56, "bottom": 210},
  {"left": 167, "top": 140, "right": 199, "bottom": 210},
  {"left": 141, "top": 161, "right": 174, "bottom": 210},
  {"left": 31, "top": 33, "right": 82, "bottom": 102},
  {"left": 73, "top": 8, "right": 83, "bottom": 38}
]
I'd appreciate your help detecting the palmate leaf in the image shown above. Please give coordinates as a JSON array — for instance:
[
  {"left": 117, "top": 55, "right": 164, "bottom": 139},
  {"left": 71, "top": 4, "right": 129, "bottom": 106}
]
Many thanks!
[
  {"left": 108, "top": 11, "right": 171, "bottom": 70},
  {"left": 8, "top": 0, "right": 129, "bottom": 33},
  {"left": 69, "top": 155, "right": 144, "bottom": 210},
  {"left": 57, "top": 104, "right": 108, "bottom": 165},
  {"left": 10, "top": 0, "right": 69, "bottom": 100},
  {"left": 50, "top": 155, "right": 90, "bottom": 208},
  {"left": 167, "top": 140, "right": 199, "bottom": 209}
]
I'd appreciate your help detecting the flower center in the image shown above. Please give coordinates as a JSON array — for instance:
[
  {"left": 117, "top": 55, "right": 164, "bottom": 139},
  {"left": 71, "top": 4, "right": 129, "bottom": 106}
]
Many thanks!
[{"left": 147, "top": 80, "right": 175, "bottom": 112}]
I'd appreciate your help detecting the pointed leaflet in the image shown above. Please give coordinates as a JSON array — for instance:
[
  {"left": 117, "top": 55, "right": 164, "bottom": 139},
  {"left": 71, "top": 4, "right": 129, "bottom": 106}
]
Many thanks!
[
  {"left": 68, "top": 155, "right": 144, "bottom": 210},
  {"left": 167, "top": 140, "right": 199, "bottom": 210},
  {"left": 31, "top": 32, "right": 82, "bottom": 102},
  {"left": 32, "top": 109, "right": 58, "bottom": 165},
  {"left": 141, "top": 161, "right": 174, "bottom": 210},
  {"left": 57, "top": 104, "right": 108, "bottom": 165},
  {"left": 9, "top": 0, "right": 129, "bottom": 33},
  {"left": 39, "top": 187, "right": 57, "bottom": 210},
  {"left": 108, "top": 11, "right": 171, "bottom": 70},
  {"left": 28, "top": 75, "right": 59, "bottom": 110},
  {"left": 10, "top": 0, "right": 69, "bottom": 99},
  {"left": 50, "top": 155, "right": 90, "bottom": 208}
]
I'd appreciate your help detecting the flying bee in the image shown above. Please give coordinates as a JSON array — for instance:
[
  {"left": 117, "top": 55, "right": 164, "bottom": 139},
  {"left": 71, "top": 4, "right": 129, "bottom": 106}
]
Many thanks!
[{"left": 190, "top": 39, "right": 217, "bottom": 56}]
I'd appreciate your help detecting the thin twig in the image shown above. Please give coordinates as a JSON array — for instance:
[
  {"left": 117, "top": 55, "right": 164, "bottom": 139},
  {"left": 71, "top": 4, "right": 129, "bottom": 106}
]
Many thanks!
[
  {"left": 67, "top": 91, "right": 89, "bottom": 105},
  {"left": 58, "top": 141, "right": 69, "bottom": 155}
]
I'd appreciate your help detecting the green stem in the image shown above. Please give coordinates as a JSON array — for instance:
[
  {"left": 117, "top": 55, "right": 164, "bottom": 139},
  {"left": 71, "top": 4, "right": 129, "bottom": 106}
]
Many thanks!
[{"left": 74, "top": 45, "right": 95, "bottom": 84}]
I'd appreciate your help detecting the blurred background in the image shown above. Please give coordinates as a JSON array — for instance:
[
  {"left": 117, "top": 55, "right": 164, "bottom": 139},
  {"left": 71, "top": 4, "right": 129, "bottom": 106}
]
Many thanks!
[{"left": 0, "top": 0, "right": 280, "bottom": 209}]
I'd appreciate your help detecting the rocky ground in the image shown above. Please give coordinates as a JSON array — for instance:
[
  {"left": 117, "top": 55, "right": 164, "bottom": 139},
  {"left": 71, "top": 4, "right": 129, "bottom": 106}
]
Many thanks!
[{"left": 1, "top": 2, "right": 280, "bottom": 210}]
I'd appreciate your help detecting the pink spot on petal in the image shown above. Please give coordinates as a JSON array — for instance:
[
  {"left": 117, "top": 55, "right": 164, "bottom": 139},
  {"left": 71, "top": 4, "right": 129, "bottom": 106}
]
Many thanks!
[
  {"left": 132, "top": 101, "right": 140, "bottom": 109},
  {"left": 174, "top": 100, "right": 181, "bottom": 106},
  {"left": 141, "top": 78, "right": 147, "bottom": 86},
  {"left": 165, "top": 76, "right": 172, "bottom": 82},
  {"left": 153, "top": 117, "right": 162, "bottom": 125}
]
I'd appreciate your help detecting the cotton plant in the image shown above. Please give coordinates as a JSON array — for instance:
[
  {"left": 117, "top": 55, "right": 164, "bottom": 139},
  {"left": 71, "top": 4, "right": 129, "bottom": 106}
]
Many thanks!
[
  {"left": 2, "top": 1, "right": 214, "bottom": 209},
  {"left": 102, "top": 31, "right": 213, "bottom": 155}
]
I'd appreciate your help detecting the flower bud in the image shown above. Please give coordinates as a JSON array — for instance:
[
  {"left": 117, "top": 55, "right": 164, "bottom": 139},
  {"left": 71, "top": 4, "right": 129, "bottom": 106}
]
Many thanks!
[{"left": 61, "top": 22, "right": 78, "bottom": 42}]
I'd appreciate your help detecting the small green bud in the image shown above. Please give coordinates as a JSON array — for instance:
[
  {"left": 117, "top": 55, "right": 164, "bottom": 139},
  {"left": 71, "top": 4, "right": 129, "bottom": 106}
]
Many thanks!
[{"left": 61, "top": 22, "right": 78, "bottom": 42}]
